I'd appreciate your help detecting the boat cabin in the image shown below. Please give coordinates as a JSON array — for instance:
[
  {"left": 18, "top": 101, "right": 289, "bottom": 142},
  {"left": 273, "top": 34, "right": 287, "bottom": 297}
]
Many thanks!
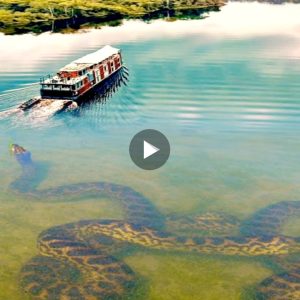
[{"left": 40, "top": 45, "right": 122, "bottom": 100}]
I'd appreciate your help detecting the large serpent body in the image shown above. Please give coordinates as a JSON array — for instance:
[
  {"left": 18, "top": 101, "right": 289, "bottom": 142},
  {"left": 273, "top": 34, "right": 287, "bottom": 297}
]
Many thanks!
[{"left": 10, "top": 145, "right": 300, "bottom": 299}]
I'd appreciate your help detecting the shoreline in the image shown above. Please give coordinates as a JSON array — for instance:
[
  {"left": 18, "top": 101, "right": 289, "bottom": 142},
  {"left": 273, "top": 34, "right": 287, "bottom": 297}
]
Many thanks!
[{"left": 0, "top": 0, "right": 224, "bottom": 35}]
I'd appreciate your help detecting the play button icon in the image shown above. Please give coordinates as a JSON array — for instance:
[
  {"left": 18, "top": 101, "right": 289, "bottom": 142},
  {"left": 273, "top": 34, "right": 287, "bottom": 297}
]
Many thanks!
[
  {"left": 144, "top": 140, "right": 159, "bottom": 159},
  {"left": 129, "top": 129, "right": 170, "bottom": 170}
]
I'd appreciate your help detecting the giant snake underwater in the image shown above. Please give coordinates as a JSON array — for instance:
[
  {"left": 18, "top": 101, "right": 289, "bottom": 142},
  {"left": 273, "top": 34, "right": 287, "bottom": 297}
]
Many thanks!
[{"left": 9, "top": 144, "right": 300, "bottom": 299}]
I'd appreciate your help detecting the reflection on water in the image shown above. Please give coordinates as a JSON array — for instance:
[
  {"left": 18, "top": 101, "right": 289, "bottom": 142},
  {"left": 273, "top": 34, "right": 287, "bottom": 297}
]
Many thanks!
[
  {"left": 1, "top": 2, "right": 300, "bottom": 300},
  {"left": 73, "top": 67, "right": 134, "bottom": 127},
  {"left": 0, "top": 6, "right": 221, "bottom": 35},
  {"left": 231, "top": 0, "right": 300, "bottom": 3}
]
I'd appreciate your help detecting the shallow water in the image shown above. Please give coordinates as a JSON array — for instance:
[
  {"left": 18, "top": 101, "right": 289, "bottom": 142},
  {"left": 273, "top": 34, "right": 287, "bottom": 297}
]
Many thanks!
[{"left": 1, "top": 2, "right": 300, "bottom": 299}]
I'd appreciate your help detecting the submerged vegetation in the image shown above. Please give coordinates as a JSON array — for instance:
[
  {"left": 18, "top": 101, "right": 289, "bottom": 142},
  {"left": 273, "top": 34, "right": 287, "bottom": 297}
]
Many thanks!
[{"left": 0, "top": 0, "right": 225, "bottom": 34}]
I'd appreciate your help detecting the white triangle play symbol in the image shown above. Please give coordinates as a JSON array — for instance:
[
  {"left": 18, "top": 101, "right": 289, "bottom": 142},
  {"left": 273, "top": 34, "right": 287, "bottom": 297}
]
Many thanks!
[{"left": 144, "top": 140, "right": 160, "bottom": 159}]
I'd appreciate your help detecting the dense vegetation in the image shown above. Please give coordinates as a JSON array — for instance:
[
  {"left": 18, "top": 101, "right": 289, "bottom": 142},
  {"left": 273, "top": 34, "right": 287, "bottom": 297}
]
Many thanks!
[{"left": 0, "top": 0, "right": 225, "bottom": 34}]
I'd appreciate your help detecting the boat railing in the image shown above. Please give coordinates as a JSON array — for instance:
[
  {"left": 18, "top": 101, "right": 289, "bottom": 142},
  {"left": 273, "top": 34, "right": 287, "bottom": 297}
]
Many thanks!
[
  {"left": 40, "top": 74, "right": 53, "bottom": 84},
  {"left": 40, "top": 74, "right": 71, "bottom": 85}
]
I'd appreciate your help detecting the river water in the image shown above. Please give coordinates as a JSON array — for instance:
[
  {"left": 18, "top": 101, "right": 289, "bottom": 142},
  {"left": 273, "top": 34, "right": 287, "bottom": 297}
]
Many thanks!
[{"left": 0, "top": 2, "right": 300, "bottom": 299}]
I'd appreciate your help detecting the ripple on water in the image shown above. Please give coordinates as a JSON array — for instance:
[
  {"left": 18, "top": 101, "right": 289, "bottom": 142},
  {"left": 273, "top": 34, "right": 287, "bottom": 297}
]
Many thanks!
[{"left": 1, "top": 3, "right": 300, "bottom": 300}]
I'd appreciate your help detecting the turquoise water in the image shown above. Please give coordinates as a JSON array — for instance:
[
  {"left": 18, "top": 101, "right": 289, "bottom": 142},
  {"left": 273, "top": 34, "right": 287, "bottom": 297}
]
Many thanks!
[{"left": 1, "top": 2, "right": 300, "bottom": 299}]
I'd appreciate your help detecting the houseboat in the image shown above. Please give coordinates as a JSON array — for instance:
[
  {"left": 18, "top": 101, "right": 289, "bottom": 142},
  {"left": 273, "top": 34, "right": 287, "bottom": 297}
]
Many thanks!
[
  {"left": 19, "top": 45, "right": 124, "bottom": 113},
  {"left": 40, "top": 45, "right": 123, "bottom": 100}
]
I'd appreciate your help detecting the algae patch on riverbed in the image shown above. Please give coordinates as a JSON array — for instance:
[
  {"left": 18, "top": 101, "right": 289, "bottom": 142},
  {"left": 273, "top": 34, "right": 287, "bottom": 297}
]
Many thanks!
[{"left": 125, "top": 253, "right": 272, "bottom": 300}]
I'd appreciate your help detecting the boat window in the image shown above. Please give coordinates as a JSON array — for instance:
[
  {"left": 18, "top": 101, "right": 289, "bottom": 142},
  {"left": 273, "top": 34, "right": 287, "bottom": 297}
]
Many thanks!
[{"left": 79, "top": 71, "right": 82, "bottom": 76}]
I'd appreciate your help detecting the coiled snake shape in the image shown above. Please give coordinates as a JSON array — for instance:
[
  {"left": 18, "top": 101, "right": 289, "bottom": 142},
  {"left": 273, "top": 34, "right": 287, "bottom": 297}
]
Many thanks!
[{"left": 10, "top": 144, "right": 300, "bottom": 299}]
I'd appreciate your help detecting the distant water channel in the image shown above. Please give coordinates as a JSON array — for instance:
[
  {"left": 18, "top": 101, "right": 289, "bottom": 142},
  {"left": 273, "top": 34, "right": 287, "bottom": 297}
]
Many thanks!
[{"left": 0, "top": 2, "right": 300, "bottom": 299}]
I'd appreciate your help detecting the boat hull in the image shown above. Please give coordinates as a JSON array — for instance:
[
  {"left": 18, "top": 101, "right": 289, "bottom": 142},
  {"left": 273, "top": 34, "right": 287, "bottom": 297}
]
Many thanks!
[{"left": 19, "top": 67, "right": 128, "bottom": 114}]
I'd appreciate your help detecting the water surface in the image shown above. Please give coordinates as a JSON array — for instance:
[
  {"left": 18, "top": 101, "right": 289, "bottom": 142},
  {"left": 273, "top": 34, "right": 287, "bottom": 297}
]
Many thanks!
[{"left": 1, "top": 2, "right": 300, "bottom": 299}]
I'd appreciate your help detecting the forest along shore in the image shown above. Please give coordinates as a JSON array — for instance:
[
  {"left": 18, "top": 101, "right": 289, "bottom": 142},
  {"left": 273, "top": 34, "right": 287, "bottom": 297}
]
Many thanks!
[{"left": 0, "top": 0, "right": 225, "bottom": 34}]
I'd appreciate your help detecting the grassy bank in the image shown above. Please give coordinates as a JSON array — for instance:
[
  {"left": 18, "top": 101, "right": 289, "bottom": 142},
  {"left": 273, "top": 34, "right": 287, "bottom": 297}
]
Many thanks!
[{"left": 0, "top": 0, "right": 225, "bottom": 34}]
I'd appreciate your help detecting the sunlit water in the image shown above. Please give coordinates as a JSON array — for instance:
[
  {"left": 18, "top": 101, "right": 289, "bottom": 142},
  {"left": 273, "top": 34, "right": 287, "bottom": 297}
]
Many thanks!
[{"left": 0, "top": 2, "right": 300, "bottom": 299}]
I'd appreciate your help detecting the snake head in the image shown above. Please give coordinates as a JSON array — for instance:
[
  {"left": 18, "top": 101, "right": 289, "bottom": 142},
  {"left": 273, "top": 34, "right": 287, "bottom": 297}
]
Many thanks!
[
  {"left": 11, "top": 144, "right": 27, "bottom": 155},
  {"left": 11, "top": 144, "right": 32, "bottom": 166}
]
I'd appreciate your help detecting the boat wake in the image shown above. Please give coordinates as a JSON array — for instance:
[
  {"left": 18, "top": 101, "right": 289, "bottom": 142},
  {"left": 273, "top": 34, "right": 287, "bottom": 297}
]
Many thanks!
[
  {"left": 24, "top": 100, "right": 76, "bottom": 123},
  {"left": 0, "top": 99, "right": 68, "bottom": 120},
  {"left": 0, "top": 108, "right": 22, "bottom": 118},
  {"left": 0, "top": 67, "right": 130, "bottom": 127}
]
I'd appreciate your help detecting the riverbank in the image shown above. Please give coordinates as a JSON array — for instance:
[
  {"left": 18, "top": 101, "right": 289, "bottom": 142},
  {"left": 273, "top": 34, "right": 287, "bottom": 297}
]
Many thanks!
[{"left": 0, "top": 0, "right": 225, "bottom": 34}]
